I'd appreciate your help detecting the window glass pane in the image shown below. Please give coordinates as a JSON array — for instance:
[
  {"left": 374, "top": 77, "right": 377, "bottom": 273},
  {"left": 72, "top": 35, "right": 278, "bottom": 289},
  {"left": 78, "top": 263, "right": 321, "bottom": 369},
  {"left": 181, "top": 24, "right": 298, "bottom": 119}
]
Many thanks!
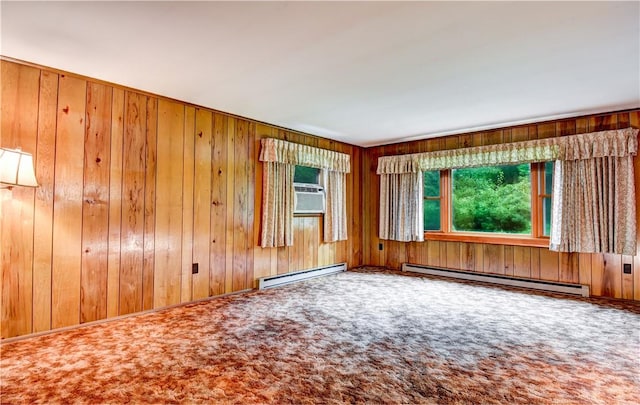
[
  {"left": 452, "top": 164, "right": 531, "bottom": 234},
  {"left": 423, "top": 171, "right": 440, "bottom": 197},
  {"left": 544, "top": 161, "right": 554, "bottom": 195},
  {"left": 543, "top": 197, "right": 552, "bottom": 236},
  {"left": 424, "top": 200, "right": 441, "bottom": 231},
  {"left": 294, "top": 166, "right": 320, "bottom": 184}
]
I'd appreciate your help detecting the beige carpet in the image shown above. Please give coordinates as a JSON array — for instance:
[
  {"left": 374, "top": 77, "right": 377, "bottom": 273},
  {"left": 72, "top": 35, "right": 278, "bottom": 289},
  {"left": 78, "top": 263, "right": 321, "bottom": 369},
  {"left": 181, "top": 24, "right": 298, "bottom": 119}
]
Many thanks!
[{"left": 1, "top": 267, "right": 639, "bottom": 404}]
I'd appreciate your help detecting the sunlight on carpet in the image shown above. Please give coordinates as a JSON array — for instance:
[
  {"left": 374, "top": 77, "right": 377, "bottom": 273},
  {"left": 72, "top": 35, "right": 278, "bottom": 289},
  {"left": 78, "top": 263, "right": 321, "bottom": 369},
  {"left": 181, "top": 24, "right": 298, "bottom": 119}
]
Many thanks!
[{"left": 1, "top": 267, "right": 639, "bottom": 404}]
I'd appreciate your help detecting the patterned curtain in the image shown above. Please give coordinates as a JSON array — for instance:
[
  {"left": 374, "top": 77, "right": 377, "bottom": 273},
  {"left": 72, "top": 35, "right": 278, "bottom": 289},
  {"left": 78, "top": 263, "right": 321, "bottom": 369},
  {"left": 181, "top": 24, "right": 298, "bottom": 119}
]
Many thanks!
[
  {"left": 260, "top": 162, "right": 295, "bottom": 248},
  {"left": 260, "top": 138, "right": 350, "bottom": 172},
  {"left": 379, "top": 172, "right": 424, "bottom": 242},
  {"left": 259, "top": 138, "right": 351, "bottom": 247},
  {"left": 377, "top": 137, "right": 560, "bottom": 174},
  {"left": 550, "top": 128, "right": 638, "bottom": 255},
  {"left": 323, "top": 169, "right": 348, "bottom": 242}
]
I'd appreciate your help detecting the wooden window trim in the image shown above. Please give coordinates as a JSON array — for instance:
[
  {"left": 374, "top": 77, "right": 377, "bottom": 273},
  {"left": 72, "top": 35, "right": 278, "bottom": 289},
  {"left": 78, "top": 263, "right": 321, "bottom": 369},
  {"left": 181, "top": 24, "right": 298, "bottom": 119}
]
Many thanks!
[
  {"left": 424, "top": 231, "right": 550, "bottom": 247},
  {"left": 424, "top": 164, "right": 551, "bottom": 248}
]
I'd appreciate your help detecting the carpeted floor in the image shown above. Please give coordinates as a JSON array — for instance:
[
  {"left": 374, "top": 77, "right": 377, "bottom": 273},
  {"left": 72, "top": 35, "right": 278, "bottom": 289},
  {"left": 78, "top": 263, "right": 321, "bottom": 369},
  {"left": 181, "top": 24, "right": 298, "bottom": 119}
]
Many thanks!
[{"left": 1, "top": 267, "right": 639, "bottom": 404}]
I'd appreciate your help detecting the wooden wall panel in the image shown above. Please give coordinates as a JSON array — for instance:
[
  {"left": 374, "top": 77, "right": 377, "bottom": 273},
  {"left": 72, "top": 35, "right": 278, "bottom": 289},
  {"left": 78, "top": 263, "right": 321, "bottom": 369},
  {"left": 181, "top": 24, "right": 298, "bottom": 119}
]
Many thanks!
[
  {"left": 106, "top": 88, "right": 124, "bottom": 318},
  {"left": 143, "top": 97, "right": 158, "bottom": 311},
  {"left": 192, "top": 109, "right": 212, "bottom": 299},
  {"left": 349, "top": 147, "right": 363, "bottom": 268},
  {"left": 232, "top": 119, "right": 249, "bottom": 291},
  {"left": 364, "top": 107, "right": 640, "bottom": 301},
  {"left": 224, "top": 118, "right": 236, "bottom": 292},
  {"left": 32, "top": 70, "right": 58, "bottom": 333},
  {"left": 1, "top": 63, "right": 39, "bottom": 338},
  {"left": 51, "top": 74, "right": 87, "bottom": 329},
  {"left": 483, "top": 244, "right": 504, "bottom": 275},
  {"left": 0, "top": 59, "right": 362, "bottom": 339},
  {"left": 180, "top": 106, "right": 195, "bottom": 304},
  {"left": 602, "top": 254, "right": 622, "bottom": 299},
  {"left": 80, "top": 82, "right": 112, "bottom": 323},
  {"left": 559, "top": 252, "right": 579, "bottom": 284},
  {"left": 513, "top": 246, "right": 531, "bottom": 278},
  {"left": 210, "top": 113, "right": 227, "bottom": 296},
  {"left": 504, "top": 245, "right": 514, "bottom": 276},
  {"left": 245, "top": 123, "right": 256, "bottom": 288},
  {"left": 155, "top": 100, "right": 184, "bottom": 308},
  {"left": 119, "top": 92, "right": 147, "bottom": 315}
]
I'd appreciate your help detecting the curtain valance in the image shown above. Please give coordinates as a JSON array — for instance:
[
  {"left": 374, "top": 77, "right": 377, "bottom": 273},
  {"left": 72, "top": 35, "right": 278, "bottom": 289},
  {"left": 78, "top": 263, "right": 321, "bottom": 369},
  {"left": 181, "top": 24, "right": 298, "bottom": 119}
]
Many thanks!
[
  {"left": 260, "top": 138, "right": 350, "bottom": 173},
  {"left": 377, "top": 128, "right": 639, "bottom": 174},
  {"left": 562, "top": 127, "right": 638, "bottom": 160}
]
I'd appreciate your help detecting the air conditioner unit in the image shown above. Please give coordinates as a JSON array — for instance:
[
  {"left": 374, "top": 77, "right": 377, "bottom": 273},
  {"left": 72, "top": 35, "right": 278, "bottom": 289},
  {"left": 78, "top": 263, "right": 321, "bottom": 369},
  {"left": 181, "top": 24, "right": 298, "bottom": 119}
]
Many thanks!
[{"left": 294, "top": 183, "right": 325, "bottom": 214}]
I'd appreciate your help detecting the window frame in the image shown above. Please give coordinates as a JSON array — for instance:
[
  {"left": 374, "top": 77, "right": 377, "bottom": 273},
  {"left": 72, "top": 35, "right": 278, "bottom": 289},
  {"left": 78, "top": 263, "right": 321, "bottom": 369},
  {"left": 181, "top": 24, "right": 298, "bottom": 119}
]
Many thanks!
[{"left": 423, "top": 162, "right": 552, "bottom": 247}]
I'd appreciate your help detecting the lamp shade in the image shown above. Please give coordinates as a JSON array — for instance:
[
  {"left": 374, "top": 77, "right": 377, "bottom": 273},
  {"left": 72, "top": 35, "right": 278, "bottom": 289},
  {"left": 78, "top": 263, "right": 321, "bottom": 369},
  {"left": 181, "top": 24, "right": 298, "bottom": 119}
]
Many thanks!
[{"left": 0, "top": 148, "right": 39, "bottom": 188}]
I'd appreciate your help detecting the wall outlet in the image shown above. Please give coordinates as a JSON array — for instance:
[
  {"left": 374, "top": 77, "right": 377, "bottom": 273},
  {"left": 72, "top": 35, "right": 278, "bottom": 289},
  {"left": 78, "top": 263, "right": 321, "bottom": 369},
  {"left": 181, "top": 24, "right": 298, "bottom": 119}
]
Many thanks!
[
  {"left": 379, "top": 243, "right": 383, "bottom": 250},
  {"left": 623, "top": 263, "right": 632, "bottom": 274},
  {"left": 192, "top": 263, "right": 199, "bottom": 274}
]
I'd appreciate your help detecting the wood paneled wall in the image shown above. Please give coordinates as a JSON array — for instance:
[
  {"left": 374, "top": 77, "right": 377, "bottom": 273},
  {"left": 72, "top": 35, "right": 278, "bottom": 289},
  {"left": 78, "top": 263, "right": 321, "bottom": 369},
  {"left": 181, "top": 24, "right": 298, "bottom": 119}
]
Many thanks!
[
  {"left": 0, "top": 60, "right": 363, "bottom": 339},
  {"left": 2, "top": 58, "right": 638, "bottom": 339},
  {"left": 363, "top": 109, "right": 640, "bottom": 302}
]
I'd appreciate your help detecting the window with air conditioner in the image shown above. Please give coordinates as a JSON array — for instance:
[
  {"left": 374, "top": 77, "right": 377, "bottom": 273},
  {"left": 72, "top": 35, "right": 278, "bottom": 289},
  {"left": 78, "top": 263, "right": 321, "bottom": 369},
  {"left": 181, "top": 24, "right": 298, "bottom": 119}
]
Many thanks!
[{"left": 294, "top": 166, "right": 324, "bottom": 214}]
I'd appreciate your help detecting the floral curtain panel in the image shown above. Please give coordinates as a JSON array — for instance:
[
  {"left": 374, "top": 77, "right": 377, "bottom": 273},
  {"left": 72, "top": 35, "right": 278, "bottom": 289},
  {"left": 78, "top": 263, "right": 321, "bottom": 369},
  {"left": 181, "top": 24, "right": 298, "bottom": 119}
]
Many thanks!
[
  {"left": 379, "top": 172, "right": 424, "bottom": 242},
  {"left": 550, "top": 128, "right": 638, "bottom": 255},
  {"left": 259, "top": 138, "right": 351, "bottom": 247},
  {"left": 323, "top": 169, "right": 348, "bottom": 242},
  {"left": 260, "top": 162, "right": 295, "bottom": 248}
]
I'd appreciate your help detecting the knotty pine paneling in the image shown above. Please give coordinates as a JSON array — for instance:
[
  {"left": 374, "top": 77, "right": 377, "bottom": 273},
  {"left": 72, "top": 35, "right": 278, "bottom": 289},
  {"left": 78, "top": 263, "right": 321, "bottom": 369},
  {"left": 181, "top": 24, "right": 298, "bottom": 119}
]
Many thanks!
[
  {"left": 179, "top": 105, "right": 193, "bottom": 305},
  {"left": 1, "top": 62, "right": 39, "bottom": 338},
  {"left": 363, "top": 109, "right": 640, "bottom": 301},
  {"left": 143, "top": 97, "right": 158, "bottom": 311},
  {"left": 156, "top": 100, "right": 185, "bottom": 308},
  {"left": 51, "top": 74, "right": 86, "bottom": 329},
  {"left": 0, "top": 59, "right": 362, "bottom": 339},
  {"left": 80, "top": 82, "right": 112, "bottom": 324},
  {"left": 119, "top": 91, "right": 147, "bottom": 315},
  {"left": 32, "top": 70, "right": 58, "bottom": 333},
  {"left": 192, "top": 109, "right": 213, "bottom": 300}
]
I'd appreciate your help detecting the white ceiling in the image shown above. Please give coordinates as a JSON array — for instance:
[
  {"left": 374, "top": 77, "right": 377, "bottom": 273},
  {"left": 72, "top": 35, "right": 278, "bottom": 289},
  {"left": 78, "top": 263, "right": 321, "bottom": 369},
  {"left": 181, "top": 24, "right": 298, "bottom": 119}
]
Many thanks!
[{"left": 1, "top": 1, "right": 639, "bottom": 147}]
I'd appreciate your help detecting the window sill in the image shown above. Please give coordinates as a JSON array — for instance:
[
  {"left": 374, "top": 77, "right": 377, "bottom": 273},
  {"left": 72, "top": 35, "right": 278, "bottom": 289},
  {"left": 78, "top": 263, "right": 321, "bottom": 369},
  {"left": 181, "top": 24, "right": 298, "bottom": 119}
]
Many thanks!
[{"left": 423, "top": 232, "right": 549, "bottom": 248}]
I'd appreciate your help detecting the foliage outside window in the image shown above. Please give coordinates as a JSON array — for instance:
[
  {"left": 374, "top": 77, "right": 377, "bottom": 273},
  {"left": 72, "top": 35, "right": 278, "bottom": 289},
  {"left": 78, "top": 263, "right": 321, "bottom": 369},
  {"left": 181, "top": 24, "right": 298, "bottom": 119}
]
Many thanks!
[
  {"left": 423, "top": 162, "right": 553, "bottom": 244},
  {"left": 452, "top": 164, "right": 531, "bottom": 234},
  {"left": 423, "top": 171, "right": 441, "bottom": 231},
  {"left": 294, "top": 166, "right": 320, "bottom": 184}
]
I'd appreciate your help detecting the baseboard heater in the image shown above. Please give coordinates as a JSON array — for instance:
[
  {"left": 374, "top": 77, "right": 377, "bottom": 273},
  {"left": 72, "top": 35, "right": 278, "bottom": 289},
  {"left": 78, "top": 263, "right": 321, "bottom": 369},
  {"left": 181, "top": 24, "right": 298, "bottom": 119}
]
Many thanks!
[
  {"left": 258, "top": 263, "right": 347, "bottom": 290},
  {"left": 402, "top": 263, "right": 590, "bottom": 297}
]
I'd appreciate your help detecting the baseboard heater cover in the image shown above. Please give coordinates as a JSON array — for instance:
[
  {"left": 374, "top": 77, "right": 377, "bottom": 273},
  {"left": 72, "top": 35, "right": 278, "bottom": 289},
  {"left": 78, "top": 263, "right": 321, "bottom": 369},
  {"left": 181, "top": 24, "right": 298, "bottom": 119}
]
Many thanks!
[
  {"left": 258, "top": 263, "right": 347, "bottom": 289},
  {"left": 402, "top": 263, "right": 590, "bottom": 297}
]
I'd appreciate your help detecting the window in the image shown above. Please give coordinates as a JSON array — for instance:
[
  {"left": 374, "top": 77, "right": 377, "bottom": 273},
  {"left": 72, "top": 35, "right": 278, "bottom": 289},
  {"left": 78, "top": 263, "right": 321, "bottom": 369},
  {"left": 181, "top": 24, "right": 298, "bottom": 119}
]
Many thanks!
[
  {"left": 452, "top": 164, "right": 531, "bottom": 234},
  {"left": 423, "top": 171, "right": 441, "bottom": 231},
  {"left": 423, "top": 162, "right": 554, "bottom": 245},
  {"left": 294, "top": 166, "right": 324, "bottom": 215},
  {"left": 294, "top": 165, "right": 320, "bottom": 185},
  {"left": 540, "top": 161, "right": 554, "bottom": 237}
]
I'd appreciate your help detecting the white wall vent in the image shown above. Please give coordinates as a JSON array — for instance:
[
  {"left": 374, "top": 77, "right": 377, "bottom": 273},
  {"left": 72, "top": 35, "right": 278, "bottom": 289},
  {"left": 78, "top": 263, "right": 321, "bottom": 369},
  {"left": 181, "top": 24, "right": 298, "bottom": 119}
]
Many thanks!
[{"left": 294, "top": 183, "right": 325, "bottom": 214}]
